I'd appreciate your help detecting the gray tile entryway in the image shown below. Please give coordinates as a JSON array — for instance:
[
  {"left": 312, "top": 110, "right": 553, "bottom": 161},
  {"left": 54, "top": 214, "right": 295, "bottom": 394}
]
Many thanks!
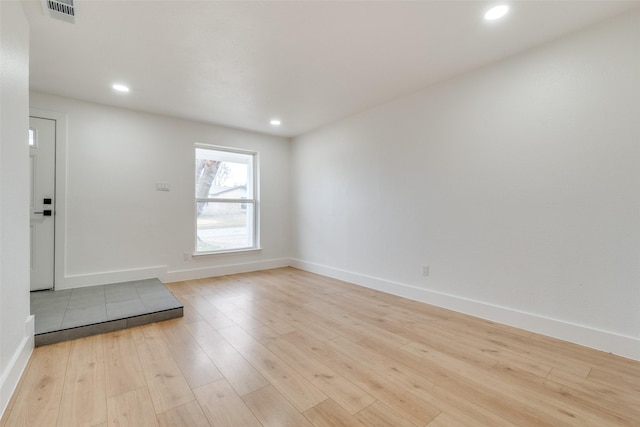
[{"left": 31, "top": 278, "right": 183, "bottom": 346}]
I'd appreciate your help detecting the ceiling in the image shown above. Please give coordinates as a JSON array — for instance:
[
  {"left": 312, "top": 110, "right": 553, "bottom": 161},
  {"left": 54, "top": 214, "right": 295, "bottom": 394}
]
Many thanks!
[{"left": 23, "top": 0, "right": 640, "bottom": 138}]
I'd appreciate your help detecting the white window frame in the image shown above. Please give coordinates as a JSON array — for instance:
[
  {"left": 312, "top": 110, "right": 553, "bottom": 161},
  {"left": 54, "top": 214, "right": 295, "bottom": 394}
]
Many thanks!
[{"left": 194, "top": 143, "right": 259, "bottom": 255}]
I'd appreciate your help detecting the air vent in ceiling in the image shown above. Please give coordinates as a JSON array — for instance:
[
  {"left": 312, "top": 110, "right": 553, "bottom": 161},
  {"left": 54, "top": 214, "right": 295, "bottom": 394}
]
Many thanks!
[{"left": 41, "top": 0, "right": 75, "bottom": 24}]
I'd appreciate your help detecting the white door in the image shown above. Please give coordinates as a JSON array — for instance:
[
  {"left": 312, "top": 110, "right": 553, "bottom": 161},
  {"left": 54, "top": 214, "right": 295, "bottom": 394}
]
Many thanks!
[{"left": 29, "top": 116, "right": 56, "bottom": 291}]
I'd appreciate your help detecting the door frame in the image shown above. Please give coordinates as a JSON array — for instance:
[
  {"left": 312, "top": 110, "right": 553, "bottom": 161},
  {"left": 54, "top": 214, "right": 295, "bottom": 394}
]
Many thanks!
[{"left": 29, "top": 108, "right": 67, "bottom": 290}]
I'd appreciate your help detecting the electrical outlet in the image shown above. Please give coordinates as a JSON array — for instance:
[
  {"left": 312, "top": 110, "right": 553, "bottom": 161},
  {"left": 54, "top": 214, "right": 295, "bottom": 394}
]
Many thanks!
[{"left": 422, "top": 265, "right": 430, "bottom": 276}]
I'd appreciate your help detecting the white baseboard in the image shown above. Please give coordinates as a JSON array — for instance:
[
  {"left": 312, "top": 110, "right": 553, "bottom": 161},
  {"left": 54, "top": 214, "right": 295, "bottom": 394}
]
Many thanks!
[
  {"left": 290, "top": 258, "right": 640, "bottom": 361},
  {"left": 58, "top": 266, "right": 168, "bottom": 289},
  {"left": 0, "top": 315, "right": 34, "bottom": 419},
  {"left": 58, "top": 258, "right": 292, "bottom": 288},
  {"left": 162, "top": 258, "right": 290, "bottom": 283}
]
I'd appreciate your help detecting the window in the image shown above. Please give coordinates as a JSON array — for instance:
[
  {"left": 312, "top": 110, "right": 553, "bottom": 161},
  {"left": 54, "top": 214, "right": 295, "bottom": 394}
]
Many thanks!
[{"left": 195, "top": 144, "right": 258, "bottom": 254}]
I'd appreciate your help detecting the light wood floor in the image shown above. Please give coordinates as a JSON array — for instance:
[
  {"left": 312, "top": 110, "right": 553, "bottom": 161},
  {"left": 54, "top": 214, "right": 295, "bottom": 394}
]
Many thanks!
[{"left": 2, "top": 268, "right": 639, "bottom": 426}]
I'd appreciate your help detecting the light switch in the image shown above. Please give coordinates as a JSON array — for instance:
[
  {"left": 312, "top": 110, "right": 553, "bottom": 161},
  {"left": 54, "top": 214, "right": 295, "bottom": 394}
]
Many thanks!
[{"left": 155, "top": 182, "right": 170, "bottom": 192}]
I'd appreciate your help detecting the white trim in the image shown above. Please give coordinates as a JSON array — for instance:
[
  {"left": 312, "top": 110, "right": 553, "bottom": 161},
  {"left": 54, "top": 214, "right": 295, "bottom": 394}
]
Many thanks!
[
  {"left": 162, "top": 258, "right": 289, "bottom": 282},
  {"left": 196, "top": 198, "right": 256, "bottom": 204},
  {"left": 58, "top": 266, "right": 168, "bottom": 289},
  {"left": 0, "top": 315, "right": 34, "bottom": 419},
  {"left": 192, "top": 248, "right": 262, "bottom": 258},
  {"left": 290, "top": 258, "right": 640, "bottom": 361},
  {"left": 195, "top": 143, "right": 257, "bottom": 157}
]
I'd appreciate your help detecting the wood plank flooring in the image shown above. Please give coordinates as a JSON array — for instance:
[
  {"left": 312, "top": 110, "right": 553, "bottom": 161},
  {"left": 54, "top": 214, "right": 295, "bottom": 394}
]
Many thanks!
[{"left": 2, "top": 267, "right": 639, "bottom": 426}]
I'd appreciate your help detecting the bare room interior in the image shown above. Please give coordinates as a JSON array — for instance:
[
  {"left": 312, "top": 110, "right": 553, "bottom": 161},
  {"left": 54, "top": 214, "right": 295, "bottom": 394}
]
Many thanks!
[{"left": 1, "top": 0, "right": 639, "bottom": 425}]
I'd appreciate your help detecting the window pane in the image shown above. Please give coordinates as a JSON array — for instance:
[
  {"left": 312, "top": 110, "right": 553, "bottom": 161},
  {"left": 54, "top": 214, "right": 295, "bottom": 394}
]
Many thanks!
[
  {"left": 196, "top": 202, "right": 254, "bottom": 252},
  {"left": 195, "top": 149, "right": 253, "bottom": 199}
]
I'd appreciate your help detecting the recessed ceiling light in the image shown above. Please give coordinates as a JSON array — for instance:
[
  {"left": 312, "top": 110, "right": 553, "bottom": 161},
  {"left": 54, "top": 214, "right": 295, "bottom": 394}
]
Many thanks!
[
  {"left": 484, "top": 4, "right": 509, "bottom": 21},
  {"left": 270, "top": 119, "right": 281, "bottom": 126},
  {"left": 112, "top": 83, "right": 130, "bottom": 93}
]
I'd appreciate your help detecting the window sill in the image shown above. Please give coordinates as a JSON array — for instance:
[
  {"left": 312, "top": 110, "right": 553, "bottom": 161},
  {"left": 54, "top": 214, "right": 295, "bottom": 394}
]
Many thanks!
[{"left": 192, "top": 247, "right": 262, "bottom": 258}]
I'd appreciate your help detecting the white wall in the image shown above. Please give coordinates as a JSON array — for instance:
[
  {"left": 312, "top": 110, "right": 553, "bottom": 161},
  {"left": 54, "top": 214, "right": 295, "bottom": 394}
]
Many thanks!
[
  {"left": 291, "top": 11, "right": 640, "bottom": 359},
  {"left": 30, "top": 92, "right": 291, "bottom": 287},
  {"left": 0, "top": 0, "right": 33, "bottom": 417}
]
